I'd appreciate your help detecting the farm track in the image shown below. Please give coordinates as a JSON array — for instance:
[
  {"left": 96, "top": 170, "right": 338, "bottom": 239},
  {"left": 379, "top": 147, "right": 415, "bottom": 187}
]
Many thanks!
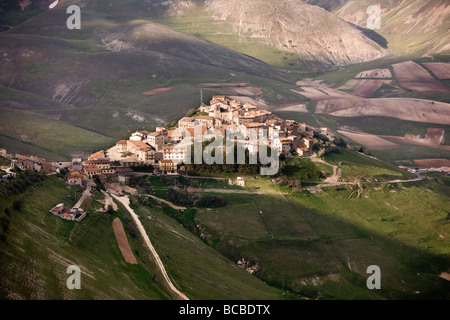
[{"left": 111, "top": 194, "right": 189, "bottom": 300}]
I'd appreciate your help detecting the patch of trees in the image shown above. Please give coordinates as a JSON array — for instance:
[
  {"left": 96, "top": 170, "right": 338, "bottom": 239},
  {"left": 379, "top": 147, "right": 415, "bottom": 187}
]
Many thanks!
[
  {"left": 0, "top": 205, "right": 14, "bottom": 243},
  {"left": 167, "top": 187, "right": 194, "bottom": 206},
  {"left": 121, "top": 216, "right": 137, "bottom": 239},
  {"left": 280, "top": 158, "right": 323, "bottom": 181},
  {"left": 93, "top": 175, "right": 105, "bottom": 191},
  {"left": 312, "top": 132, "right": 348, "bottom": 157},
  {"left": 354, "top": 146, "right": 373, "bottom": 157},
  {"left": 164, "top": 120, "right": 178, "bottom": 129},
  {"left": 132, "top": 164, "right": 154, "bottom": 173},
  {"left": 1, "top": 170, "right": 45, "bottom": 196},
  {"left": 166, "top": 186, "right": 228, "bottom": 208},
  {"left": 196, "top": 195, "right": 228, "bottom": 208},
  {"left": 185, "top": 143, "right": 271, "bottom": 176},
  {"left": 130, "top": 176, "right": 152, "bottom": 192},
  {"left": 160, "top": 175, "right": 200, "bottom": 188}
]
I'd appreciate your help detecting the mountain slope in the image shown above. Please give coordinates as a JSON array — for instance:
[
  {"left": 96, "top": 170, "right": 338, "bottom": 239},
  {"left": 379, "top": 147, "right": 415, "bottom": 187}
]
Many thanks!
[
  {"left": 334, "top": 0, "right": 450, "bottom": 56},
  {"left": 300, "top": 0, "right": 349, "bottom": 12},
  {"left": 0, "top": 6, "right": 304, "bottom": 158},
  {"left": 199, "top": 0, "right": 390, "bottom": 67}
]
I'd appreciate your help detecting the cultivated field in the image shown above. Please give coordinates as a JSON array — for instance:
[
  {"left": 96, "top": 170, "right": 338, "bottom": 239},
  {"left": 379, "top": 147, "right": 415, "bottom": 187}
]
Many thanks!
[
  {"left": 338, "top": 79, "right": 366, "bottom": 91},
  {"left": 338, "top": 130, "right": 398, "bottom": 150},
  {"left": 392, "top": 61, "right": 450, "bottom": 95},
  {"left": 422, "top": 62, "right": 450, "bottom": 80},
  {"left": 315, "top": 98, "right": 450, "bottom": 125},
  {"left": 292, "top": 86, "right": 358, "bottom": 100},
  {"left": 226, "top": 86, "right": 263, "bottom": 96},
  {"left": 191, "top": 83, "right": 249, "bottom": 87},
  {"left": 143, "top": 87, "right": 179, "bottom": 96},
  {"left": 351, "top": 80, "right": 391, "bottom": 98},
  {"left": 355, "top": 68, "right": 392, "bottom": 79},
  {"left": 112, "top": 218, "right": 138, "bottom": 265},
  {"left": 268, "top": 103, "right": 308, "bottom": 113},
  {"left": 413, "top": 158, "right": 450, "bottom": 169},
  {"left": 381, "top": 128, "right": 450, "bottom": 150},
  {"left": 227, "top": 95, "right": 268, "bottom": 107}
]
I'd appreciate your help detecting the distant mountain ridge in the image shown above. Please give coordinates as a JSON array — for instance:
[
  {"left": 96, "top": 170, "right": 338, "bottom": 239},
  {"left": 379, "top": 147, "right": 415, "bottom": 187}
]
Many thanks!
[
  {"left": 333, "top": 0, "right": 450, "bottom": 55},
  {"left": 203, "top": 0, "right": 390, "bottom": 67}
]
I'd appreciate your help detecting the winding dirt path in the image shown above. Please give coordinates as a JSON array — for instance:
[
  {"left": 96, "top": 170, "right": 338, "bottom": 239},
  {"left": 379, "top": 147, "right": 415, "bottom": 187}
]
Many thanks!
[
  {"left": 145, "top": 194, "right": 186, "bottom": 210},
  {"left": 311, "top": 157, "right": 341, "bottom": 183},
  {"left": 111, "top": 194, "right": 189, "bottom": 300},
  {"left": 310, "top": 156, "right": 424, "bottom": 186}
]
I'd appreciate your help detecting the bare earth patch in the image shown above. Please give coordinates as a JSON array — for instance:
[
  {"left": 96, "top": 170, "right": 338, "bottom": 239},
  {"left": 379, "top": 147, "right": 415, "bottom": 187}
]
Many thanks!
[
  {"left": 338, "top": 130, "right": 398, "bottom": 150},
  {"left": 351, "top": 79, "right": 391, "bottom": 98},
  {"left": 143, "top": 86, "right": 178, "bottom": 96},
  {"left": 338, "top": 79, "right": 366, "bottom": 91},
  {"left": 439, "top": 272, "right": 450, "bottom": 281},
  {"left": 268, "top": 103, "right": 308, "bottom": 113},
  {"left": 191, "top": 83, "right": 249, "bottom": 87},
  {"left": 226, "top": 86, "right": 263, "bottom": 96},
  {"left": 422, "top": 62, "right": 450, "bottom": 80},
  {"left": 292, "top": 86, "right": 358, "bottom": 101},
  {"left": 413, "top": 159, "right": 450, "bottom": 169},
  {"left": 355, "top": 68, "right": 392, "bottom": 79},
  {"left": 381, "top": 128, "right": 450, "bottom": 151},
  {"left": 315, "top": 98, "right": 450, "bottom": 125},
  {"left": 296, "top": 79, "right": 324, "bottom": 86},
  {"left": 227, "top": 95, "right": 268, "bottom": 107},
  {"left": 392, "top": 61, "right": 450, "bottom": 95},
  {"left": 113, "top": 218, "right": 138, "bottom": 265}
]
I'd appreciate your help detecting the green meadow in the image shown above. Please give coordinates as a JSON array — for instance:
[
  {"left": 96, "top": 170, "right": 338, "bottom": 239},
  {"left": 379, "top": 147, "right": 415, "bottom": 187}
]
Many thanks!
[{"left": 196, "top": 177, "right": 450, "bottom": 299}]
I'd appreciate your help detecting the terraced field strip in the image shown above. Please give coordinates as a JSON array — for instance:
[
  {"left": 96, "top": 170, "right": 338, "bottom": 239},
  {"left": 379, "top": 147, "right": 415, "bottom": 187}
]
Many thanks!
[
  {"left": 422, "top": 62, "right": 450, "bottom": 80},
  {"left": 112, "top": 218, "right": 138, "bottom": 265},
  {"left": 111, "top": 194, "right": 189, "bottom": 300},
  {"left": 315, "top": 98, "right": 450, "bottom": 125},
  {"left": 351, "top": 79, "right": 390, "bottom": 98},
  {"left": 392, "top": 61, "right": 450, "bottom": 94}
]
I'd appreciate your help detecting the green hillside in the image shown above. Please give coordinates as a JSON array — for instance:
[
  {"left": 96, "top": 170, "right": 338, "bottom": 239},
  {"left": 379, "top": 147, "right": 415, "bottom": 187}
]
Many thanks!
[
  {"left": 0, "top": 7, "right": 303, "bottom": 159},
  {"left": 196, "top": 175, "right": 450, "bottom": 299},
  {"left": 0, "top": 174, "right": 285, "bottom": 299}
]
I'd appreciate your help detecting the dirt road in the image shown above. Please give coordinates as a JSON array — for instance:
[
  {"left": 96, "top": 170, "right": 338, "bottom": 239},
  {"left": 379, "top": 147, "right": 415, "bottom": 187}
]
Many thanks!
[
  {"left": 111, "top": 194, "right": 189, "bottom": 300},
  {"left": 202, "top": 188, "right": 286, "bottom": 195},
  {"left": 310, "top": 156, "right": 424, "bottom": 186},
  {"left": 310, "top": 157, "right": 341, "bottom": 183},
  {"left": 146, "top": 194, "right": 186, "bottom": 210}
]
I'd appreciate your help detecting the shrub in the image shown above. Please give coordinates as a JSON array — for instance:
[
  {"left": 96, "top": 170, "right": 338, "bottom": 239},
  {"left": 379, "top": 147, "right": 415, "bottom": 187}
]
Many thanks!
[
  {"left": 12, "top": 198, "right": 23, "bottom": 211},
  {"left": 0, "top": 216, "right": 10, "bottom": 232},
  {"left": 196, "top": 195, "right": 228, "bottom": 208}
]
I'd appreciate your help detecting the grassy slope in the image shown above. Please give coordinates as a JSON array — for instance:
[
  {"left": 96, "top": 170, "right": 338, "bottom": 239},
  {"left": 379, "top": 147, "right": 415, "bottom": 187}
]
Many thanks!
[
  {"left": 0, "top": 176, "right": 169, "bottom": 299},
  {"left": 323, "top": 149, "right": 416, "bottom": 181},
  {"left": 0, "top": 108, "right": 115, "bottom": 160},
  {"left": 196, "top": 177, "right": 450, "bottom": 299},
  {"left": 132, "top": 203, "right": 285, "bottom": 300},
  {"left": 0, "top": 175, "right": 283, "bottom": 300},
  {"left": 0, "top": 8, "right": 302, "bottom": 159}
]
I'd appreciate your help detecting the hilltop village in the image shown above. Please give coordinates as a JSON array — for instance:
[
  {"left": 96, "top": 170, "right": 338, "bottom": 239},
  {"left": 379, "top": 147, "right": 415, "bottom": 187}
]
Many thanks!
[
  {"left": 106, "top": 95, "right": 334, "bottom": 175},
  {"left": 1, "top": 96, "right": 333, "bottom": 187}
]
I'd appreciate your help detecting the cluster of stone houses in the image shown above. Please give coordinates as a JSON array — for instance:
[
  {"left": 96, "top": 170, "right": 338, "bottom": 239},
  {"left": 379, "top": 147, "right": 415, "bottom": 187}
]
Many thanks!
[
  {"left": 0, "top": 95, "right": 331, "bottom": 185},
  {"left": 104, "top": 95, "right": 322, "bottom": 174},
  {"left": 48, "top": 203, "right": 86, "bottom": 222}
]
